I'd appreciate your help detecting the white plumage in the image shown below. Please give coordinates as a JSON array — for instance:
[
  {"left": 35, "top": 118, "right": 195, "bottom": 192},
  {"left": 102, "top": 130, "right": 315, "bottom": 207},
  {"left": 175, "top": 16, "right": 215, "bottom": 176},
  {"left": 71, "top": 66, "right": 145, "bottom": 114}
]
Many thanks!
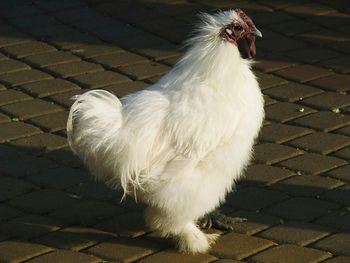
[{"left": 67, "top": 9, "right": 264, "bottom": 253}]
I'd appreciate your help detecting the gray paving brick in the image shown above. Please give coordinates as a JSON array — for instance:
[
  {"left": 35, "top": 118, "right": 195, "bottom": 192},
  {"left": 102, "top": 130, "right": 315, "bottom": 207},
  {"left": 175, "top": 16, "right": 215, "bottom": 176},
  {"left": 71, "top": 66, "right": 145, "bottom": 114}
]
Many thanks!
[
  {"left": 0, "top": 89, "right": 32, "bottom": 106},
  {"left": 1, "top": 41, "right": 56, "bottom": 58},
  {"left": 253, "top": 143, "right": 303, "bottom": 165},
  {"left": 46, "top": 60, "right": 103, "bottom": 78},
  {"left": 26, "top": 250, "right": 101, "bottom": 263},
  {"left": 23, "top": 51, "right": 81, "bottom": 68},
  {"left": 0, "top": 69, "right": 53, "bottom": 87},
  {"left": 313, "top": 232, "right": 350, "bottom": 256},
  {"left": 0, "top": 59, "right": 30, "bottom": 74},
  {"left": 0, "top": 176, "right": 37, "bottom": 202},
  {"left": 70, "top": 70, "right": 130, "bottom": 88},
  {"left": 0, "top": 121, "right": 42, "bottom": 143}
]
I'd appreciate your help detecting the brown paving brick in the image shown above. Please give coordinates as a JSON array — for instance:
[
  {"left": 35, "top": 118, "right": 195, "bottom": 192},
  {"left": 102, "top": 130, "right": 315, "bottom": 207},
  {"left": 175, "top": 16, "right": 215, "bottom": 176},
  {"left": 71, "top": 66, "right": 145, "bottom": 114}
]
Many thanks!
[
  {"left": 310, "top": 74, "right": 350, "bottom": 93},
  {"left": 23, "top": 51, "right": 81, "bottom": 68},
  {"left": 27, "top": 166, "right": 88, "bottom": 190},
  {"left": 316, "top": 211, "right": 350, "bottom": 232},
  {"left": 26, "top": 250, "right": 101, "bottom": 263},
  {"left": 21, "top": 78, "right": 80, "bottom": 98},
  {"left": 1, "top": 41, "right": 56, "bottom": 58},
  {"left": 259, "top": 37, "right": 307, "bottom": 53},
  {"left": 46, "top": 61, "right": 103, "bottom": 78},
  {"left": 286, "top": 47, "right": 340, "bottom": 63},
  {"left": 50, "top": 200, "right": 124, "bottom": 226},
  {"left": 253, "top": 143, "right": 303, "bottom": 165},
  {"left": 279, "top": 153, "right": 346, "bottom": 175},
  {"left": 211, "top": 232, "right": 275, "bottom": 260},
  {"left": 300, "top": 92, "right": 350, "bottom": 111},
  {"left": 0, "top": 204, "right": 24, "bottom": 223},
  {"left": 242, "top": 164, "right": 295, "bottom": 186},
  {"left": 7, "top": 189, "right": 80, "bottom": 214},
  {"left": 8, "top": 133, "right": 67, "bottom": 155},
  {"left": 119, "top": 62, "right": 170, "bottom": 80},
  {"left": 36, "top": 226, "right": 114, "bottom": 251},
  {"left": 48, "top": 89, "right": 85, "bottom": 108},
  {"left": 323, "top": 256, "right": 350, "bottom": 263},
  {"left": 0, "top": 123, "right": 40, "bottom": 146},
  {"left": 298, "top": 29, "right": 349, "bottom": 45},
  {"left": 263, "top": 96, "right": 277, "bottom": 106},
  {"left": 263, "top": 83, "right": 323, "bottom": 102},
  {"left": 86, "top": 237, "right": 164, "bottom": 262},
  {"left": 0, "top": 240, "right": 53, "bottom": 263},
  {"left": 284, "top": 2, "right": 337, "bottom": 16},
  {"left": 0, "top": 69, "right": 52, "bottom": 87},
  {"left": 45, "top": 147, "right": 82, "bottom": 168},
  {"left": 250, "top": 244, "right": 331, "bottom": 263},
  {"left": 0, "top": 176, "right": 37, "bottom": 201},
  {"left": 161, "top": 55, "right": 181, "bottom": 66},
  {"left": 275, "top": 65, "right": 333, "bottom": 83},
  {"left": 21, "top": 79, "right": 79, "bottom": 98},
  {"left": 291, "top": 112, "right": 350, "bottom": 132},
  {"left": 70, "top": 70, "right": 130, "bottom": 88},
  {"left": 253, "top": 54, "right": 297, "bottom": 73},
  {"left": 0, "top": 59, "right": 30, "bottom": 74},
  {"left": 0, "top": 31, "right": 32, "bottom": 48},
  {"left": 0, "top": 214, "right": 65, "bottom": 240},
  {"left": 67, "top": 181, "right": 117, "bottom": 201},
  {"left": 1, "top": 99, "right": 62, "bottom": 120},
  {"left": 271, "top": 174, "right": 344, "bottom": 197},
  {"left": 227, "top": 210, "right": 281, "bottom": 235},
  {"left": 10, "top": 14, "right": 62, "bottom": 30},
  {"left": 255, "top": 72, "right": 289, "bottom": 90},
  {"left": 258, "top": 221, "right": 332, "bottom": 246},
  {"left": 90, "top": 51, "right": 149, "bottom": 68},
  {"left": 265, "top": 197, "right": 339, "bottom": 221},
  {"left": 136, "top": 42, "right": 181, "bottom": 61},
  {"left": 0, "top": 89, "right": 32, "bottom": 106},
  {"left": 330, "top": 41, "right": 350, "bottom": 55},
  {"left": 337, "top": 126, "right": 350, "bottom": 136},
  {"left": 140, "top": 249, "right": 215, "bottom": 263},
  {"left": 269, "top": 19, "right": 321, "bottom": 36},
  {"left": 103, "top": 81, "right": 146, "bottom": 97},
  {"left": 333, "top": 146, "right": 350, "bottom": 160},
  {"left": 318, "top": 57, "right": 350, "bottom": 74},
  {"left": 29, "top": 111, "right": 68, "bottom": 132},
  {"left": 0, "top": 53, "right": 8, "bottom": 61},
  {"left": 313, "top": 232, "right": 350, "bottom": 256},
  {"left": 0, "top": 113, "right": 10, "bottom": 124},
  {"left": 95, "top": 212, "right": 146, "bottom": 238},
  {"left": 70, "top": 43, "right": 123, "bottom": 59},
  {"left": 321, "top": 185, "right": 350, "bottom": 206},
  {"left": 260, "top": 123, "right": 313, "bottom": 144},
  {"left": 226, "top": 186, "right": 289, "bottom": 211},
  {"left": 326, "top": 165, "right": 350, "bottom": 182},
  {"left": 265, "top": 102, "right": 315, "bottom": 123},
  {"left": 288, "top": 132, "right": 350, "bottom": 155}
]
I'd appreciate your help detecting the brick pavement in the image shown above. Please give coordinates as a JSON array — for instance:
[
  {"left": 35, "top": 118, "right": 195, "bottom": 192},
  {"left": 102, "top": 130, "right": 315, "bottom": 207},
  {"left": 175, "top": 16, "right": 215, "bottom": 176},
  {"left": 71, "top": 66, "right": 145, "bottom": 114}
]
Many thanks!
[{"left": 0, "top": 0, "right": 349, "bottom": 262}]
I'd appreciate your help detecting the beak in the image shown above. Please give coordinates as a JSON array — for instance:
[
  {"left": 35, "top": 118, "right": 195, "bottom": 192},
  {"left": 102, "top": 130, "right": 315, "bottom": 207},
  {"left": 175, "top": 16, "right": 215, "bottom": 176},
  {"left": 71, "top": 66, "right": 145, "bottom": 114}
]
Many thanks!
[{"left": 252, "top": 28, "right": 262, "bottom": 38}]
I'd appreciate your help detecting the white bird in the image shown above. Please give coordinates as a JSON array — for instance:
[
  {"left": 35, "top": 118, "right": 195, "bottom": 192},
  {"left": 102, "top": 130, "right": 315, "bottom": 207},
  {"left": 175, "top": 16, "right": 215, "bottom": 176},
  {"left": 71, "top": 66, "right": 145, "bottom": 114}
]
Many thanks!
[{"left": 67, "top": 9, "right": 264, "bottom": 253}]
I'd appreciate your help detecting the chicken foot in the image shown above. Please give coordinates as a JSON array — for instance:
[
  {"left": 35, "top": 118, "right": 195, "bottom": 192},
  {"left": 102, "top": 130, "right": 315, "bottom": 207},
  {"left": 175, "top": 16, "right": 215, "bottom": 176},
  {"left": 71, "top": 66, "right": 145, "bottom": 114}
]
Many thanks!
[{"left": 198, "top": 209, "right": 247, "bottom": 230}]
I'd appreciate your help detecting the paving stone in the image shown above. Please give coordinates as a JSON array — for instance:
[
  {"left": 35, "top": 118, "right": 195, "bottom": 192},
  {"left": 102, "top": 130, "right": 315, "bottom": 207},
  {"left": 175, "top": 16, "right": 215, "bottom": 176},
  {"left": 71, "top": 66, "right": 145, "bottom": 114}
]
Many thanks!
[
  {"left": 265, "top": 197, "right": 339, "bottom": 221},
  {"left": 50, "top": 200, "right": 124, "bottom": 226},
  {"left": 250, "top": 244, "right": 331, "bottom": 263},
  {"left": 8, "top": 133, "right": 67, "bottom": 155},
  {"left": 271, "top": 174, "right": 344, "bottom": 197},
  {"left": 0, "top": 69, "right": 53, "bottom": 87},
  {"left": 0, "top": 214, "right": 65, "bottom": 240},
  {"left": 226, "top": 186, "right": 289, "bottom": 211},
  {"left": 26, "top": 250, "right": 101, "bottom": 263},
  {"left": 20, "top": 78, "right": 80, "bottom": 98},
  {"left": 86, "top": 237, "right": 164, "bottom": 262},
  {"left": 23, "top": 51, "right": 81, "bottom": 68},
  {"left": 1, "top": 99, "right": 62, "bottom": 120},
  {"left": 298, "top": 29, "right": 349, "bottom": 45},
  {"left": 0, "top": 176, "right": 37, "bottom": 201},
  {"left": 313, "top": 232, "right": 350, "bottom": 256},
  {"left": 226, "top": 210, "right": 281, "bottom": 235},
  {"left": 275, "top": 65, "right": 333, "bottom": 83},
  {"left": 263, "top": 83, "right": 323, "bottom": 102},
  {"left": 1, "top": 41, "right": 56, "bottom": 58},
  {"left": 321, "top": 185, "right": 350, "bottom": 206},
  {"left": 269, "top": 19, "right": 321, "bottom": 36},
  {"left": 259, "top": 123, "right": 313, "bottom": 144},
  {"left": 0, "top": 113, "right": 10, "bottom": 124},
  {"left": 286, "top": 47, "right": 340, "bottom": 63},
  {"left": 139, "top": 249, "right": 216, "bottom": 263},
  {"left": 0, "top": 204, "right": 24, "bottom": 223},
  {"left": 95, "top": 212, "right": 146, "bottom": 238},
  {"left": 310, "top": 74, "right": 350, "bottom": 93},
  {"left": 0, "top": 30, "right": 32, "bottom": 48},
  {"left": 291, "top": 112, "right": 350, "bottom": 132},
  {"left": 118, "top": 62, "right": 170, "bottom": 80},
  {"left": 0, "top": 3, "right": 43, "bottom": 19},
  {"left": 136, "top": 42, "right": 181, "bottom": 61},
  {"left": 265, "top": 102, "right": 315, "bottom": 123},
  {"left": 0, "top": 241, "right": 52, "bottom": 263},
  {"left": 255, "top": 72, "right": 289, "bottom": 90},
  {"left": 7, "top": 189, "right": 80, "bottom": 214},
  {"left": 337, "top": 126, "right": 350, "bottom": 136},
  {"left": 0, "top": 89, "right": 32, "bottom": 106},
  {"left": 10, "top": 14, "right": 62, "bottom": 30},
  {"left": 242, "top": 164, "right": 295, "bottom": 187},
  {"left": 253, "top": 143, "right": 303, "bottom": 165},
  {"left": 36, "top": 0, "right": 85, "bottom": 11},
  {"left": 36, "top": 226, "right": 114, "bottom": 251},
  {"left": 48, "top": 89, "right": 85, "bottom": 108},
  {"left": 318, "top": 57, "right": 350, "bottom": 74},
  {"left": 0, "top": 59, "right": 30, "bottom": 74},
  {"left": 29, "top": 111, "right": 68, "bottom": 132},
  {"left": 316, "top": 211, "right": 350, "bottom": 231},
  {"left": 67, "top": 181, "right": 117, "bottom": 201},
  {"left": 300, "top": 92, "right": 350, "bottom": 111},
  {"left": 211, "top": 232, "right": 274, "bottom": 260},
  {"left": 258, "top": 221, "right": 332, "bottom": 246},
  {"left": 46, "top": 61, "right": 103, "bottom": 78},
  {"left": 70, "top": 70, "right": 130, "bottom": 88},
  {"left": 333, "top": 146, "right": 350, "bottom": 160},
  {"left": 322, "top": 256, "right": 350, "bottom": 263},
  {"left": 263, "top": 95, "right": 277, "bottom": 106},
  {"left": 103, "top": 81, "right": 146, "bottom": 97},
  {"left": 288, "top": 132, "right": 350, "bottom": 155},
  {"left": 279, "top": 153, "right": 346, "bottom": 175},
  {"left": 326, "top": 165, "right": 350, "bottom": 182},
  {"left": 70, "top": 43, "right": 123, "bottom": 59},
  {"left": 259, "top": 37, "right": 307, "bottom": 53},
  {"left": 90, "top": 51, "right": 149, "bottom": 68},
  {"left": 45, "top": 147, "right": 82, "bottom": 168}
]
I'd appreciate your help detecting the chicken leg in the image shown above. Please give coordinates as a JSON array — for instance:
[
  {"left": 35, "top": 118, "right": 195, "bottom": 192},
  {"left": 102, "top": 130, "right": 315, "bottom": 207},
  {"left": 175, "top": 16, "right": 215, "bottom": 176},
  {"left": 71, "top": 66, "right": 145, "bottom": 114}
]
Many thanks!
[{"left": 198, "top": 209, "right": 247, "bottom": 230}]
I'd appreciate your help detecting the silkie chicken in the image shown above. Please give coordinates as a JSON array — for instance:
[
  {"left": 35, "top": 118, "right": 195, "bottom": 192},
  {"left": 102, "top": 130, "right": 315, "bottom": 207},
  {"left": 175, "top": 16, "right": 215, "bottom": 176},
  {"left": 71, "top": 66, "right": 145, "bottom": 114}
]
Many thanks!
[{"left": 67, "top": 9, "right": 264, "bottom": 253}]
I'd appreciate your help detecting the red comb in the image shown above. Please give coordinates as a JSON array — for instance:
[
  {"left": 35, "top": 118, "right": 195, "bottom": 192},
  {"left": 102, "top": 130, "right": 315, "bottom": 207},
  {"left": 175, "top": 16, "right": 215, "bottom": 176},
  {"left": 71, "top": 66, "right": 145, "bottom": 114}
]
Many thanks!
[{"left": 235, "top": 9, "right": 257, "bottom": 29}]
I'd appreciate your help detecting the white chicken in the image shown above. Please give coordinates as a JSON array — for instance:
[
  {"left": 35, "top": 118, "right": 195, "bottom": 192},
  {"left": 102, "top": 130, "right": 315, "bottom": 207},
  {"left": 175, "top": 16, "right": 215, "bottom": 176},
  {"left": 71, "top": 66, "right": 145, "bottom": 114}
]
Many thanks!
[{"left": 67, "top": 9, "right": 264, "bottom": 253}]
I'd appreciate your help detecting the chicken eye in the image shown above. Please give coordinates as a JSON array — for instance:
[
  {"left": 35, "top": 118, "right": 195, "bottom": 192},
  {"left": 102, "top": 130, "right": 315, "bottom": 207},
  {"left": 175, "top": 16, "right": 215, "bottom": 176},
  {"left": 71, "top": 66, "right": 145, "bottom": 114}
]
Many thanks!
[{"left": 234, "top": 24, "right": 243, "bottom": 31}]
